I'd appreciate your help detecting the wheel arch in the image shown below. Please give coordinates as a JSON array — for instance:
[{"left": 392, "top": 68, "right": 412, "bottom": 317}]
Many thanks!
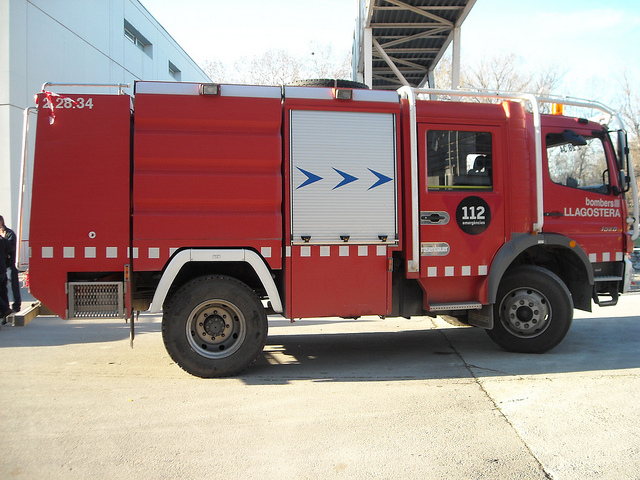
[
  {"left": 149, "top": 249, "right": 283, "bottom": 314},
  {"left": 488, "top": 234, "right": 594, "bottom": 311}
]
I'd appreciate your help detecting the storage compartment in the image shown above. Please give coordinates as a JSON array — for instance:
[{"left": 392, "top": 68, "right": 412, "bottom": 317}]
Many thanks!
[{"left": 290, "top": 109, "right": 398, "bottom": 244}]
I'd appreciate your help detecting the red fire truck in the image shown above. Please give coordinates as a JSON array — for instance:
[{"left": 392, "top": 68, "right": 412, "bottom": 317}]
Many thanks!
[{"left": 20, "top": 80, "right": 638, "bottom": 377}]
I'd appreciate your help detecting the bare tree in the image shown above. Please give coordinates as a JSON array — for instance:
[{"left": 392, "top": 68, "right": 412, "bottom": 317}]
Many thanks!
[
  {"left": 432, "top": 54, "right": 462, "bottom": 90},
  {"left": 616, "top": 72, "right": 640, "bottom": 207},
  {"left": 237, "top": 49, "right": 305, "bottom": 85},
  {"left": 433, "top": 52, "right": 565, "bottom": 105},
  {"left": 202, "top": 59, "right": 229, "bottom": 83},
  {"left": 619, "top": 72, "right": 640, "bottom": 142},
  {"left": 466, "top": 53, "right": 533, "bottom": 92},
  {"left": 306, "top": 41, "right": 351, "bottom": 80},
  {"left": 201, "top": 43, "right": 351, "bottom": 86}
]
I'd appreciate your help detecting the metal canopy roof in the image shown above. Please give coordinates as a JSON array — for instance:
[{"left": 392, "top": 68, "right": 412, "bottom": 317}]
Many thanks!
[{"left": 354, "top": 0, "right": 477, "bottom": 89}]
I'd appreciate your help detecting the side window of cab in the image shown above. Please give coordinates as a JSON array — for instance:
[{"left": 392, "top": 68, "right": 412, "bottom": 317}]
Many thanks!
[
  {"left": 546, "top": 130, "right": 610, "bottom": 195},
  {"left": 426, "top": 130, "right": 493, "bottom": 191}
]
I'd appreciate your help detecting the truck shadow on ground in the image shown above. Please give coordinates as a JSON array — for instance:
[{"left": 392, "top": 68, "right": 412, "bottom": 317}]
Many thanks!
[
  {"left": 0, "top": 315, "right": 160, "bottom": 347},
  {"left": 2, "top": 313, "right": 638, "bottom": 383},
  {"left": 244, "top": 315, "right": 640, "bottom": 384}
]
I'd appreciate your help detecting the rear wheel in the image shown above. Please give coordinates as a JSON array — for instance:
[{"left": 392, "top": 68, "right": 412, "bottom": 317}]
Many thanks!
[
  {"left": 162, "top": 275, "right": 268, "bottom": 378},
  {"left": 487, "top": 265, "right": 573, "bottom": 353}
]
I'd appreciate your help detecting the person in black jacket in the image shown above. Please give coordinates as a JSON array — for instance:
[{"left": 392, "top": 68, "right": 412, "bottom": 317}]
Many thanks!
[
  {"left": 0, "top": 215, "right": 20, "bottom": 314},
  {"left": 0, "top": 232, "right": 11, "bottom": 321}
]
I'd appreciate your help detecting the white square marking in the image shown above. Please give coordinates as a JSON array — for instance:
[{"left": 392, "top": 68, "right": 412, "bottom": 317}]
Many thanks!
[
  {"left": 589, "top": 253, "right": 597, "bottom": 262},
  {"left": 63, "top": 247, "right": 75, "bottom": 258},
  {"left": 300, "top": 246, "right": 311, "bottom": 257},
  {"left": 339, "top": 246, "right": 350, "bottom": 257},
  {"left": 85, "top": 247, "right": 96, "bottom": 258},
  {"left": 261, "top": 247, "right": 272, "bottom": 258},
  {"left": 377, "top": 245, "right": 386, "bottom": 256},
  {"left": 428, "top": 266, "right": 437, "bottom": 277},
  {"left": 286, "top": 246, "right": 291, "bottom": 257},
  {"left": 106, "top": 247, "right": 118, "bottom": 258},
  {"left": 602, "top": 252, "right": 610, "bottom": 262},
  {"left": 42, "top": 247, "right": 53, "bottom": 258},
  {"left": 445, "top": 266, "right": 454, "bottom": 277},
  {"left": 149, "top": 248, "right": 160, "bottom": 259},
  {"left": 462, "top": 266, "right": 471, "bottom": 276},
  {"left": 358, "top": 245, "right": 368, "bottom": 256},
  {"left": 478, "top": 265, "right": 488, "bottom": 276},
  {"left": 320, "top": 246, "right": 330, "bottom": 257}
]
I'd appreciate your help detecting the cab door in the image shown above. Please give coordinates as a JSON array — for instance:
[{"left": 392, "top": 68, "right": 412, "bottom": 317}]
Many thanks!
[
  {"left": 542, "top": 124, "right": 626, "bottom": 273},
  {"left": 417, "top": 123, "right": 506, "bottom": 306}
]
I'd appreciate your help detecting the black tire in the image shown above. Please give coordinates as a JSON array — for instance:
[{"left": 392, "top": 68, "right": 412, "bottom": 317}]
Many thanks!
[
  {"left": 287, "top": 78, "right": 370, "bottom": 89},
  {"left": 487, "top": 265, "right": 573, "bottom": 353},
  {"left": 162, "top": 275, "right": 268, "bottom": 378}
]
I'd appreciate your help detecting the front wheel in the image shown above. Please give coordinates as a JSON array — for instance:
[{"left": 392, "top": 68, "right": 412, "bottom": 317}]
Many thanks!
[
  {"left": 162, "top": 275, "right": 268, "bottom": 378},
  {"left": 487, "top": 265, "right": 573, "bottom": 353}
]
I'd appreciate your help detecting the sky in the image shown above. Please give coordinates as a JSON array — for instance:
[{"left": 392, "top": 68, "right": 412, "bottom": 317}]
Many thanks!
[{"left": 141, "top": 0, "right": 640, "bottom": 104}]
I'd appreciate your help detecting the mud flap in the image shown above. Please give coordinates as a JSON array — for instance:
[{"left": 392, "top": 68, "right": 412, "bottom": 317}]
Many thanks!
[
  {"left": 623, "top": 256, "right": 633, "bottom": 293},
  {"left": 468, "top": 304, "right": 494, "bottom": 329}
]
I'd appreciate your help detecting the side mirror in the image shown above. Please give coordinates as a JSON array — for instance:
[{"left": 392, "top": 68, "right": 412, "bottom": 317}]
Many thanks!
[
  {"left": 619, "top": 171, "right": 630, "bottom": 192},
  {"left": 616, "top": 130, "right": 631, "bottom": 192}
]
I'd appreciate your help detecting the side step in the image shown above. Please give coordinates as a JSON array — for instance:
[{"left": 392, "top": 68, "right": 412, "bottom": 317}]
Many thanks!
[{"left": 593, "top": 276, "right": 623, "bottom": 307}]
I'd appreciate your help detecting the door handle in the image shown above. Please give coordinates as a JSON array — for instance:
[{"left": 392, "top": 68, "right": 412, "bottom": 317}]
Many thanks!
[
  {"left": 544, "top": 211, "right": 564, "bottom": 217},
  {"left": 420, "top": 211, "right": 450, "bottom": 225}
]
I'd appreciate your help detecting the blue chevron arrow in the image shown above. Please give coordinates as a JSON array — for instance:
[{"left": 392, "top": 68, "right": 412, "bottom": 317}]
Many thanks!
[
  {"left": 296, "top": 167, "right": 323, "bottom": 189},
  {"left": 368, "top": 168, "right": 393, "bottom": 190},
  {"left": 333, "top": 168, "right": 358, "bottom": 189}
]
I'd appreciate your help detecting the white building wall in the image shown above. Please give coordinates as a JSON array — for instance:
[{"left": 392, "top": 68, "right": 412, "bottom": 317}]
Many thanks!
[{"left": 1, "top": 0, "right": 211, "bottom": 230}]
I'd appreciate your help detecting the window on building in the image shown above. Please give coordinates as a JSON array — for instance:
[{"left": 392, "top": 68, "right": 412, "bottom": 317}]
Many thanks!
[
  {"left": 124, "top": 20, "right": 153, "bottom": 58},
  {"left": 168, "top": 61, "right": 181, "bottom": 80},
  {"left": 426, "top": 130, "right": 493, "bottom": 191}
]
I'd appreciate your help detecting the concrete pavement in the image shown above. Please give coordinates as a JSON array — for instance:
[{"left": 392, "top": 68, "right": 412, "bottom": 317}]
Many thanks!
[{"left": 1, "top": 292, "right": 639, "bottom": 479}]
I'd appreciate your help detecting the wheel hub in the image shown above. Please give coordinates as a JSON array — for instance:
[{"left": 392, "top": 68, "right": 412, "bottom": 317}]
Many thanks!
[
  {"left": 203, "top": 313, "right": 227, "bottom": 337},
  {"left": 500, "top": 288, "right": 552, "bottom": 338},
  {"left": 186, "top": 300, "right": 246, "bottom": 359},
  {"left": 515, "top": 305, "right": 534, "bottom": 322}
]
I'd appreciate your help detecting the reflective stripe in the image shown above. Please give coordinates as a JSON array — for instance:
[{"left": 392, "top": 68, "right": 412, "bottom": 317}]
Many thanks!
[{"left": 35, "top": 245, "right": 277, "bottom": 261}]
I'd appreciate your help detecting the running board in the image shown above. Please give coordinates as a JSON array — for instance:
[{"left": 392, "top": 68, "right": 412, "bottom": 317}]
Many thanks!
[
  {"left": 428, "top": 302, "right": 482, "bottom": 311},
  {"left": 594, "top": 276, "right": 623, "bottom": 282},
  {"left": 429, "top": 302, "right": 493, "bottom": 329}
]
